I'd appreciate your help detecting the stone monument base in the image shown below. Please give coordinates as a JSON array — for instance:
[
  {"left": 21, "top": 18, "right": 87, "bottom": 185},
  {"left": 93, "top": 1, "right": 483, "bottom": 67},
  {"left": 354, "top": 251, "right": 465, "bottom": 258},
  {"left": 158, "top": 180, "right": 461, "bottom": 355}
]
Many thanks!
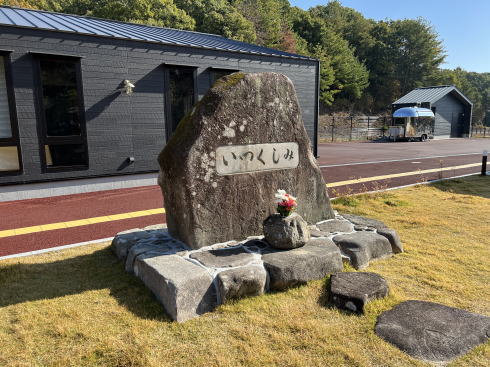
[{"left": 111, "top": 212, "right": 402, "bottom": 322}]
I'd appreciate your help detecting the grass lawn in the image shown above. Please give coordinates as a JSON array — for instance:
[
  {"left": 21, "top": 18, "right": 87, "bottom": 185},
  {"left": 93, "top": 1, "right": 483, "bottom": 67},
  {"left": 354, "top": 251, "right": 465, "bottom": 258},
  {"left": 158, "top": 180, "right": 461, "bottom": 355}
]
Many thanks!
[{"left": 1, "top": 176, "right": 489, "bottom": 367}]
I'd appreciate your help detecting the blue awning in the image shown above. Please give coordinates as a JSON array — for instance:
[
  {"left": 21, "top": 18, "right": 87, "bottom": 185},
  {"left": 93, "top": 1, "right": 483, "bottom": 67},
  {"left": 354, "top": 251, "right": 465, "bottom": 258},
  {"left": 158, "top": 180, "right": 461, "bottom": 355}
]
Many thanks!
[{"left": 393, "top": 107, "right": 434, "bottom": 118}]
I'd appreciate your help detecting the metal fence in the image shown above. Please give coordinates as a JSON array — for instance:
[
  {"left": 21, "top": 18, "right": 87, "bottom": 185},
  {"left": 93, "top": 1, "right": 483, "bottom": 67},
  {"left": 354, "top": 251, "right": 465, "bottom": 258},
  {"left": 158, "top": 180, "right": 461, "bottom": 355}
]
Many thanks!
[
  {"left": 319, "top": 116, "right": 390, "bottom": 142},
  {"left": 471, "top": 126, "right": 490, "bottom": 138},
  {"left": 320, "top": 115, "right": 489, "bottom": 141}
]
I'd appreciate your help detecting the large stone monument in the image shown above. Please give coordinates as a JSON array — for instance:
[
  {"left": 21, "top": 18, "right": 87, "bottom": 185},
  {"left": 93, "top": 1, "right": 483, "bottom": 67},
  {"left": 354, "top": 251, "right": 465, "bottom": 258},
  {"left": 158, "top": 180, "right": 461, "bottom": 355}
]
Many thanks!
[
  {"left": 159, "top": 72, "right": 334, "bottom": 249},
  {"left": 111, "top": 72, "right": 404, "bottom": 322}
]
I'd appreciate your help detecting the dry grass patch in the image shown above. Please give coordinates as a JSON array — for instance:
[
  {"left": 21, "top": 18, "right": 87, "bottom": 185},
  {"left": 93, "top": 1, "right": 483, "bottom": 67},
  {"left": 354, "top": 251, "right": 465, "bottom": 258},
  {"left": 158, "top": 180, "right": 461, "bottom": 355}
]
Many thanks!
[{"left": 1, "top": 176, "right": 489, "bottom": 367}]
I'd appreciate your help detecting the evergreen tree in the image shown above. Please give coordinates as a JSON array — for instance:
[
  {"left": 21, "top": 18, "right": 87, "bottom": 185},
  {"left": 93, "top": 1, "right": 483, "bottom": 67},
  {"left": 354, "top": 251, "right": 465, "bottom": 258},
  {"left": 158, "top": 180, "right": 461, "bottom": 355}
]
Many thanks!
[{"left": 174, "top": 0, "right": 255, "bottom": 42}]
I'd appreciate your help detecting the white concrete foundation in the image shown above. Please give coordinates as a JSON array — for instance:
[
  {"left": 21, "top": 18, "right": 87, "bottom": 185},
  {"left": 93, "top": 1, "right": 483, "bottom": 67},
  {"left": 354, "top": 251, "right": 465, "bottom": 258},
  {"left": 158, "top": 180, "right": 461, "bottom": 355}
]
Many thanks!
[{"left": 0, "top": 173, "right": 158, "bottom": 202}]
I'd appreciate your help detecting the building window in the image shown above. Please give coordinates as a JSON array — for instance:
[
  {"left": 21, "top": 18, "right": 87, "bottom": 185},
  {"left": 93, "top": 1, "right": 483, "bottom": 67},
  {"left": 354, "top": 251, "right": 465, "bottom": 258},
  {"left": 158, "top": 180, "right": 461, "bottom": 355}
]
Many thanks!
[
  {"left": 35, "top": 55, "right": 88, "bottom": 171},
  {"left": 0, "top": 53, "right": 22, "bottom": 175},
  {"left": 164, "top": 66, "right": 197, "bottom": 140},
  {"left": 209, "top": 68, "right": 238, "bottom": 87}
]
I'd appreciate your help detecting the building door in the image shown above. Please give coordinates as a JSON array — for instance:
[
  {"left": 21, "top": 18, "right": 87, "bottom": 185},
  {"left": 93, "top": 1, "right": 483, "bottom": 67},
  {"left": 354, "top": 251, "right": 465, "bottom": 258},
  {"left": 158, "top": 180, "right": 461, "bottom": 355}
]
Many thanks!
[
  {"left": 164, "top": 66, "right": 196, "bottom": 141},
  {"left": 456, "top": 113, "right": 465, "bottom": 136}
]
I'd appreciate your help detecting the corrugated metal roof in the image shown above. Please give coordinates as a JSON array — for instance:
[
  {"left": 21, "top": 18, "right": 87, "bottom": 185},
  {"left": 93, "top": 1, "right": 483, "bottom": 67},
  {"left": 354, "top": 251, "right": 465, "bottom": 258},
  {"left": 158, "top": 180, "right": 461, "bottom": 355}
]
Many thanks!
[
  {"left": 0, "top": 6, "right": 314, "bottom": 61},
  {"left": 393, "top": 85, "right": 472, "bottom": 105}
]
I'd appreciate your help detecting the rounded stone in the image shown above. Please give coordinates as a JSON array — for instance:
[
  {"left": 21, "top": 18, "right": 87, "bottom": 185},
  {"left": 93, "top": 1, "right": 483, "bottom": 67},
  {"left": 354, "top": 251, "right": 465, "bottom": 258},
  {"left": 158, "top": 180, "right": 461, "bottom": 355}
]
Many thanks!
[{"left": 263, "top": 213, "right": 311, "bottom": 249}]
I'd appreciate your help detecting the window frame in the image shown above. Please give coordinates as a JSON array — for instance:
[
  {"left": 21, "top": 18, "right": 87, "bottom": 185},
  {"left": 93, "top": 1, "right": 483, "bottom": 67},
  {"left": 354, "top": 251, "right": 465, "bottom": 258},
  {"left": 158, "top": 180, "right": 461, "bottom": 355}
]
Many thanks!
[
  {"left": 0, "top": 50, "right": 23, "bottom": 176},
  {"left": 33, "top": 54, "right": 89, "bottom": 173},
  {"left": 163, "top": 64, "right": 198, "bottom": 142}
]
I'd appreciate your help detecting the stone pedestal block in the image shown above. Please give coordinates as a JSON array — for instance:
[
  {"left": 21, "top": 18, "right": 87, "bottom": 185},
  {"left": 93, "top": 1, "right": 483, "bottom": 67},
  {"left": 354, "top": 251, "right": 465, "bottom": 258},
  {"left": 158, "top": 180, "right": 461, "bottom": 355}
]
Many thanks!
[
  {"left": 332, "top": 232, "right": 393, "bottom": 269},
  {"left": 262, "top": 238, "right": 343, "bottom": 290},
  {"left": 217, "top": 265, "right": 268, "bottom": 304},
  {"left": 134, "top": 255, "right": 217, "bottom": 322}
]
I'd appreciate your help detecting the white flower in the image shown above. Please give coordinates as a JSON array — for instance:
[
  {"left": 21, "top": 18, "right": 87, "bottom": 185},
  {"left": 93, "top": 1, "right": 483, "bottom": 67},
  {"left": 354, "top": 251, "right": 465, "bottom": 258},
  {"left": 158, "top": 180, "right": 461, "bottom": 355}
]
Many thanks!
[{"left": 275, "top": 189, "right": 296, "bottom": 203}]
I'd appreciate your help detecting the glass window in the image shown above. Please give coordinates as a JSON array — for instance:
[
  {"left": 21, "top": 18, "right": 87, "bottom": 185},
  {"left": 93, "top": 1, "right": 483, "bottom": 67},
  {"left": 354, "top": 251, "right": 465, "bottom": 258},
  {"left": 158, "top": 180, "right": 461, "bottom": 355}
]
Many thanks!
[
  {"left": 165, "top": 66, "right": 196, "bottom": 139},
  {"left": 36, "top": 56, "right": 88, "bottom": 170},
  {"left": 45, "top": 144, "right": 87, "bottom": 167},
  {"left": 40, "top": 59, "right": 81, "bottom": 137},
  {"left": 0, "top": 146, "right": 19, "bottom": 172},
  {"left": 0, "top": 53, "right": 21, "bottom": 175}
]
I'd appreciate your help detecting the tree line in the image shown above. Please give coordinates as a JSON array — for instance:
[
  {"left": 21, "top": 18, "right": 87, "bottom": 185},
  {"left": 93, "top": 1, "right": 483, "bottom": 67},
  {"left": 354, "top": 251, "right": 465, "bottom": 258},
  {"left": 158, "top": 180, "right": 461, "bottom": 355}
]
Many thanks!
[{"left": 3, "top": 0, "right": 489, "bottom": 123}]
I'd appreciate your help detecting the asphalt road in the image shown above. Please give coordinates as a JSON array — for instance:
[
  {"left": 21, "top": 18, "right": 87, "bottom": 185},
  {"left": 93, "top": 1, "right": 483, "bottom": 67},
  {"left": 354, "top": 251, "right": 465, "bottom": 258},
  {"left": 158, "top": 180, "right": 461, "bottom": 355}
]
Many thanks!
[{"left": 1, "top": 138, "right": 488, "bottom": 258}]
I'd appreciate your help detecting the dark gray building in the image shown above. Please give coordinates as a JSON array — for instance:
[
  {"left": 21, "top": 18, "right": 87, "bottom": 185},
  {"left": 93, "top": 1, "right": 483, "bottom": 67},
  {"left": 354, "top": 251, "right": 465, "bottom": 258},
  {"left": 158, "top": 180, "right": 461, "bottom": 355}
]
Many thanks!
[
  {"left": 392, "top": 85, "right": 473, "bottom": 139},
  {"left": 0, "top": 6, "right": 320, "bottom": 189}
]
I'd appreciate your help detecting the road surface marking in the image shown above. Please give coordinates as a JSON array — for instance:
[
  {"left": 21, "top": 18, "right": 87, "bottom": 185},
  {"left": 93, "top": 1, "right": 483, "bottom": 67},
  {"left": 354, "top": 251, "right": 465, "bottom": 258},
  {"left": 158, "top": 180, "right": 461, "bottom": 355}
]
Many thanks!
[
  {"left": 319, "top": 153, "right": 480, "bottom": 168},
  {"left": 0, "top": 162, "right": 482, "bottom": 239},
  {"left": 327, "top": 163, "right": 481, "bottom": 188},
  {"left": 0, "top": 208, "right": 165, "bottom": 239}
]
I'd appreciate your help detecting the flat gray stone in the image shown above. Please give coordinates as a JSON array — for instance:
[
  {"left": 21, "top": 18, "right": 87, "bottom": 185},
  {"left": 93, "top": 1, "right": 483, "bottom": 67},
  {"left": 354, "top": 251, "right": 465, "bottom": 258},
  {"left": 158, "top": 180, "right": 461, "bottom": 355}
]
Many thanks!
[
  {"left": 329, "top": 272, "right": 389, "bottom": 313},
  {"left": 158, "top": 72, "right": 334, "bottom": 249},
  {"left": 332, "top": 232, "right": 393, "bottom": 269},
  {"left": 125, "top": 241, "right": 172, "bottom": 273},
  {"left": 377, "top": 228, "right": 403, "bottom": 254},
  {"left": 310, "top": 229, "right": 329, "bottom": 238},
  {"left": 263, "top": 213, "right": 310, "bottom": 249},
  {"left": 375, "top": 300, "right": 490, "bottom": 363},
  {"left": 317, "top": 219, "right": 354, "bottom": 233},
  {"left": 189, "top": 247, "right": 258, "bottom": 268},
  {"left": 134, "top": 255, "right": 216, "bottom": 322},
  {"left": 342, "top": 214, "right": 387, "bottom": 230},
  {"left": 262, "top": 238, "right": 343, "bottom": 291},
  {"left": 217, "top": 265, "right": 268, "bottom": 304},
  {"left": 111, "top": 228, "right": 151, "bottom": 260}
]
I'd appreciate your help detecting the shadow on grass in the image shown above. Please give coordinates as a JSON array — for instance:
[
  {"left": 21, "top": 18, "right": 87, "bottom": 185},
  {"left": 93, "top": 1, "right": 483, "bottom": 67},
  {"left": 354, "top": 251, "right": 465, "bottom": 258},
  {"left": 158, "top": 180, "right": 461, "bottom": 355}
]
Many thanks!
[
  {"left": 0, "top": 247, "right": 171, "bottom": 322},
  {"left": 431, "top": 175, "right": 490, "bottom": 199}
]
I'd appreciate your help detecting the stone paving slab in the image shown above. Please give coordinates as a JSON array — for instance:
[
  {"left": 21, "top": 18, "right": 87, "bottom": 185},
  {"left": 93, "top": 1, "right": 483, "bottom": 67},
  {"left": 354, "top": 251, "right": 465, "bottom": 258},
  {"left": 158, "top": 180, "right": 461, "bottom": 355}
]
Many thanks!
[
  {"left": 189, "top": 247, "right": 260, "bottom": 268},
  {"left": 329, "top": 272, "right": 389, "bottom": 313},
  {"left": 375, "top": 300, "right": 490, "bottom": 363}
]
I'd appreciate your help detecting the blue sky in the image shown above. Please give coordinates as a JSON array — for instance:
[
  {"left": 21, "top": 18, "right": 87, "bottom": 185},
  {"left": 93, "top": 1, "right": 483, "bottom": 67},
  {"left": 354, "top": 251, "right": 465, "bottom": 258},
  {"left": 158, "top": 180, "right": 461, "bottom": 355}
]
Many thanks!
[{"left": 289, "top": 0, "right": 489, "bottom": 73}]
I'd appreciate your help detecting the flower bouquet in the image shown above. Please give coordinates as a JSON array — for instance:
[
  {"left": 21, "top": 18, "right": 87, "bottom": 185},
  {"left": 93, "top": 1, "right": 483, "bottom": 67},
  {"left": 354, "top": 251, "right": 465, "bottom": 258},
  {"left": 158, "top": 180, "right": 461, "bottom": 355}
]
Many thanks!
[{"left": 274, "top": 189, "right": 297, "bottom": 217}]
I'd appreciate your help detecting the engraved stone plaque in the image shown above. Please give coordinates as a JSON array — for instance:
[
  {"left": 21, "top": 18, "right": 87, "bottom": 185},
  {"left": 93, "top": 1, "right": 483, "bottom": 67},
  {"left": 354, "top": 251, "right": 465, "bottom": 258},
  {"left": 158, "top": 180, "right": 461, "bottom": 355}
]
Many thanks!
[{"left": 216, "top": 142, "right": 299, "bottom": 175}]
